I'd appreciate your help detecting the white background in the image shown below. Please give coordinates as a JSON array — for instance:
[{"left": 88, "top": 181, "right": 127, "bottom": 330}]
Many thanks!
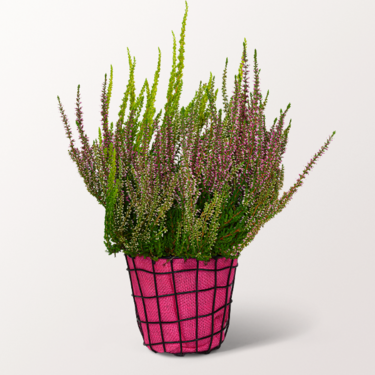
[{"left": 1, "top": 0, "right": 374, "bottom": 374}]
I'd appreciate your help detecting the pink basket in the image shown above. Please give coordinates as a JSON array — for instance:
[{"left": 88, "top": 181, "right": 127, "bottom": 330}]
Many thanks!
[{"left": 125, "top": 255, "right": 238, "bottom": 355}]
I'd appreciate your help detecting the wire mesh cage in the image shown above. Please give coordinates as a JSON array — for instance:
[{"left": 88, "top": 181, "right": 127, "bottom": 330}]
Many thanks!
[{"left": 125, "top": 254, "right": 238, "bottom": 356}]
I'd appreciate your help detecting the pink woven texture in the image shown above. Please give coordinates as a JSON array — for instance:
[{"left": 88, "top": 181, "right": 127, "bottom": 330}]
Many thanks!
[{"left": 126, "top": 255, "right": 238, "bottom": 354}]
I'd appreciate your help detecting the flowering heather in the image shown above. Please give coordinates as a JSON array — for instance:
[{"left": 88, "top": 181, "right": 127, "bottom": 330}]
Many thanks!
[{"left": 57, "top": 1, "right": 336, "bottom": 262}]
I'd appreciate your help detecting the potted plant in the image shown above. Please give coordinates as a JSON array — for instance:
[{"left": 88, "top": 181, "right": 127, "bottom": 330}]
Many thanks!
[{"left": 57, "top": 1, "right": 335, "bottom": 356}]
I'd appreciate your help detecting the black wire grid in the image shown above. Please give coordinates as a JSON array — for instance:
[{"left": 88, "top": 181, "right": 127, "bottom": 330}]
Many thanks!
[{"left": 125, "top": 255, "right": 238, "bottom": 356}]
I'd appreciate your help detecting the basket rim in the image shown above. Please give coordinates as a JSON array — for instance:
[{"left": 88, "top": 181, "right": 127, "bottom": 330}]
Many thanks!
[{"left": 124, "top": 254, "right": 235, "bottom": 260}]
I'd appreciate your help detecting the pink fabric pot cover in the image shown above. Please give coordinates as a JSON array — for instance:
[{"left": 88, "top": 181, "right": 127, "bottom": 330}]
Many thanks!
[{"left": 126, "top": 255, "right": 238, "bottom": 354}]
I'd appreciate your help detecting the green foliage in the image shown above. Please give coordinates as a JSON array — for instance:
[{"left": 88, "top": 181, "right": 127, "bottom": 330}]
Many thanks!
[{"left": 58, "top": 1, "right": 336, "bottom": 261}]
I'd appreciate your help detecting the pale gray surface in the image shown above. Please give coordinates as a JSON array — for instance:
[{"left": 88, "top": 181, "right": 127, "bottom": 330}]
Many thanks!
[{"left": 1, "top": 0, "right": 374, "bottom": 374}]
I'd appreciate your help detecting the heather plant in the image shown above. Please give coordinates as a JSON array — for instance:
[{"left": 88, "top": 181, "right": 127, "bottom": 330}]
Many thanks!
[{"left": 57, "top": 1, "right": 335, "bottom": 262}]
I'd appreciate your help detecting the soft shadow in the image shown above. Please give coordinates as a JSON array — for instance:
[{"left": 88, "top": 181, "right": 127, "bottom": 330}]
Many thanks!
[
  {"left": 156, "top": 304, "right": 314, "bottom": 357},
  {"left": 219, "top": 305, "right": 314, "bottom": 352}
]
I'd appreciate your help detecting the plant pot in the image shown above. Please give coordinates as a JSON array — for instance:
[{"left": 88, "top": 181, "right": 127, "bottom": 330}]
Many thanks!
[{"left": 125, "top": 254, "right": 238, "bottom": 355}]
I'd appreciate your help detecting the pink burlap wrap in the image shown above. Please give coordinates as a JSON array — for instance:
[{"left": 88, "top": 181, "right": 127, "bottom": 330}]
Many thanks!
[{"left": 126, "top": 255, "right": 238, "bottom": 354}]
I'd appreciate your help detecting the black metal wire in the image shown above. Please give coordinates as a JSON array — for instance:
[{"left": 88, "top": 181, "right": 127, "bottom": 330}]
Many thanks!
[
  {"left": 130, "top": 284, "right": 233, "bottom": 299},
  {"left": 131, "top": 256, "right": 156, "bottom": 353},
  {"left": 151, "top": 259, "right": 166, "bottom": 353},
  {"left": 224, "top": 257, "right": 237, "bottom": 341},
  {"left": 170, "top": 258, "right": 183, "bottom": 354},
  {"left": 125, "top": 254, "right": 238, "bottom": 356},
  {"left": 208, "top": 258, "right": 218, "bottom": 352},
  {"left": 195, "top": 258, "right": 199, "bottom": 353},
  {"left": 125, "top": 264, "right": 235, "bottom": 275},
  {"left": 220, "top": 259, "right": 234, "bottom": 344},
  {"left": 125, "top": 256, "right": 144, "bottom": 341}
]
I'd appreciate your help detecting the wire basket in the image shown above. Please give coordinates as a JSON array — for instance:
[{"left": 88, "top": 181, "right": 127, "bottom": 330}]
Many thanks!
[{"left": 125, "top": 254, "right": 238, "bottom": 356}]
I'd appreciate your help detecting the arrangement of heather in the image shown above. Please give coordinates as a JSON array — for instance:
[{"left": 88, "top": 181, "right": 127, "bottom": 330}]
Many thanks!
[{"left": 57, "top": 1, "right": 335, "bottom": 262}]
